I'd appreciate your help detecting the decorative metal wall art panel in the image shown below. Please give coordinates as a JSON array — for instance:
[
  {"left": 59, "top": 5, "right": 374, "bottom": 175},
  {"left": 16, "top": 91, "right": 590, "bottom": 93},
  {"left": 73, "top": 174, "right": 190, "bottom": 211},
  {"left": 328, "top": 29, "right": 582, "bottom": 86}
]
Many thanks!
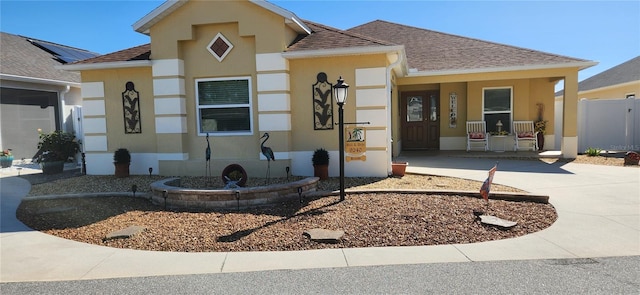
[
  {"left": 122, "top": 81, "right": 141, "bottom": 133},
  {"left": 312, "top": 72, "right": 334, "bottom": 130},
  {"left": 449, "top": 92, "right": 457, "bottom": 128}
]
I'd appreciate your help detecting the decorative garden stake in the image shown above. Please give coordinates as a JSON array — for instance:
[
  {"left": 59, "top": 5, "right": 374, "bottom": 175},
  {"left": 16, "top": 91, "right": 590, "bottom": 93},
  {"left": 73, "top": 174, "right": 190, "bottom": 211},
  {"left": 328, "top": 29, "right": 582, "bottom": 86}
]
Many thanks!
[
  {"left": 480, "top": 163, "right": 498, "bottom": 208},
  {"left": 286, "top": 166, "right": 290, "bottom": 181},
  {"left": 260, "top": 133, "right": 275, "bottom": 184},
  {"left": 235, "top": 191, "right": 240, "bottom": 211},
  {"left": 205, "top": 133, "right": 212, "bottom": 184},
  {"left": 163, "top": 190, "right": 168, "bottom": 210}
]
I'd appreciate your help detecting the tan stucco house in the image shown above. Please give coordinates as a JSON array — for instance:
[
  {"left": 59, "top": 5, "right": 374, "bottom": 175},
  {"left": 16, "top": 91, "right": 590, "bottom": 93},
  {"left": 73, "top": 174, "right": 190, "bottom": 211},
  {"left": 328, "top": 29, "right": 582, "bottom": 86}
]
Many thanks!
[{"left": 61, "top": 0, "right": 596, "bottom": 177}]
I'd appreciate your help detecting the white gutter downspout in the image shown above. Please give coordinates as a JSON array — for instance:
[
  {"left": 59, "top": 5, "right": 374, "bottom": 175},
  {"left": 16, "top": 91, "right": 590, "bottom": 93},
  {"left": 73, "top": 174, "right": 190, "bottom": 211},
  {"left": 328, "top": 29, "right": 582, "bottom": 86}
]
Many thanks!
[
  {"left": 60, "top": 84, "right": 71, "bottom": 132},
  {"left": 386, "top": 53, "right": 403, "bottom": 175}
]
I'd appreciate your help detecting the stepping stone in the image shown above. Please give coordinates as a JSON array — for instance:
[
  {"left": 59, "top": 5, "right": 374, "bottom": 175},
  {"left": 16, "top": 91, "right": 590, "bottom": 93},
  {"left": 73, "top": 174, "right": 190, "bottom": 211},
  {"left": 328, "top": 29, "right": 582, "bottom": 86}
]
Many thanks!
[
  {"left": 478, "top": 215, "right": 517, "bottom": 230},
  {"left": 105, "top": 226, "right": 145, "bottom": 240},
  {"left": 303, "top": 228, "right": 344, "bottom": 244}
]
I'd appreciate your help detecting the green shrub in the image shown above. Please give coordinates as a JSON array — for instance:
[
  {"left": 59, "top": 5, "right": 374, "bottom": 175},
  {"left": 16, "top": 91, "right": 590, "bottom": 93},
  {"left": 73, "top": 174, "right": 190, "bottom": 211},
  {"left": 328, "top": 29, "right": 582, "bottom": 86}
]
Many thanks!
[
  {"left": 584, "top": 147, "right": 602, "bottom": 157},
  {"left": 34, "top": 130, "right": 80, "bottom": 163},
  {"left": 312, "top": 148, "right": 330, "bottom": 166},
  {"left": 113, "top": 148, "right": 131, "bottom": 164}
]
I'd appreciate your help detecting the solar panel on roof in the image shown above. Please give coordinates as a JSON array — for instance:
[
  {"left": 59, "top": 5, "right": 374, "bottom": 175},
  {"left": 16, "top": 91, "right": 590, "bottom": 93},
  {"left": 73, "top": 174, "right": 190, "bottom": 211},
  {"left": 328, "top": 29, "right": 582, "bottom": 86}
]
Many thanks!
[{"left": 29, "top": 40, "right": 99, "bottom": 63}]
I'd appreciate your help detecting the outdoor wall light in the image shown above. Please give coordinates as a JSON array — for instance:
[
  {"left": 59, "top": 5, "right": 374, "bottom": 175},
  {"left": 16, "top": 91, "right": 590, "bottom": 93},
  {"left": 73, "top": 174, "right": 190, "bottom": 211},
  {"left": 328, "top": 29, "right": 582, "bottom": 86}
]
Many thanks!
[{"left": 333, "top": 76, "right": 349, "bottom": 202}]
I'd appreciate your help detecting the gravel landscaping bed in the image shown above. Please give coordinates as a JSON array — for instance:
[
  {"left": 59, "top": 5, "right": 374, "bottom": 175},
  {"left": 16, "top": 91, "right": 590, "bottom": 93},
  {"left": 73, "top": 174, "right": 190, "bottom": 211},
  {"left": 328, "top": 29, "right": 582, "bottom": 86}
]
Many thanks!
[
  {"left": 18, "top": 154, "right": 627, "bottom": 252},
  {"left": 17, "top": 192, "right": 556, "bottom": 252},
  {"left": 16, "top": 172, "right": 559, "bottom": 252}
]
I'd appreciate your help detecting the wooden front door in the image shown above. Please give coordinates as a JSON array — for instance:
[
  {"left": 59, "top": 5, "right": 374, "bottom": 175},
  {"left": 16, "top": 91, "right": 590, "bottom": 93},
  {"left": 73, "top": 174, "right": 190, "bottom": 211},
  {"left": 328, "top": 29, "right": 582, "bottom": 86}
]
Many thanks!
[{"left": 401, "top": 91, "right": 440, "bottom": 150}]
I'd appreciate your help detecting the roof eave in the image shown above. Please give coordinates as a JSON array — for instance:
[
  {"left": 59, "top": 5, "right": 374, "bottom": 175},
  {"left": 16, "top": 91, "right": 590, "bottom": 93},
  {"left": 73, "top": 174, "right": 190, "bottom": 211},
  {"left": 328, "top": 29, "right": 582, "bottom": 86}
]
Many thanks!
[
  {"left": 133, "top": 0, "right": 312, "bottom": 35},
  {"left": 0, "top": 73, "right": 81, "bottom": 87},
  {"left": 407, "top": 61, "right": 598, "bottom": 77},
  {"left": 57, "top": 60, "right": 153, "bottom": 71},
  {"left": 250, "top": 0, "right": 312, "bottom": 34},
  {"left": 579, "top": 80, "right": 640, "bottom": 94},
  {"left": 283, "top": 45, "right": 405, "bottom": 59},
  {"left": 133, "top": 0, "right": 187, "bottom": 34}
]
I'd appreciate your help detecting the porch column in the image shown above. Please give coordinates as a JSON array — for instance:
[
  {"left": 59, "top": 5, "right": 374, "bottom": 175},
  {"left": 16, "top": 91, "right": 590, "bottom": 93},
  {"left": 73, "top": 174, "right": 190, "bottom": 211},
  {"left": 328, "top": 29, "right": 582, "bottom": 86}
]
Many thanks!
[
  {"left": 152, "top": 59, "right": 188, "bottom": 174},
  {"left": 561, "top": 71, "right": 579, "bottom": 158}
]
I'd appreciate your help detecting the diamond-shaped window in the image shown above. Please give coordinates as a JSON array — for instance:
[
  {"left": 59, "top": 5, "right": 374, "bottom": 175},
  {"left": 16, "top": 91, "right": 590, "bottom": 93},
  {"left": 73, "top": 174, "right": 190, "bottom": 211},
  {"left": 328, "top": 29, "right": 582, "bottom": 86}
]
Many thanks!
[{"left": 207, "top": 33, "right": 233, "bottom": 62}]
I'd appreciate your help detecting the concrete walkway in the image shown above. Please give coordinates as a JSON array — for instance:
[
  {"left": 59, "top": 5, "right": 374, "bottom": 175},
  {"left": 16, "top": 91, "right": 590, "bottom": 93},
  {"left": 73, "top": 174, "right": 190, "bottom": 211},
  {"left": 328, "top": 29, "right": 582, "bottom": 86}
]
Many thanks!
[{"left": 1, "top": 155, "right": 638, "bottom": 282}]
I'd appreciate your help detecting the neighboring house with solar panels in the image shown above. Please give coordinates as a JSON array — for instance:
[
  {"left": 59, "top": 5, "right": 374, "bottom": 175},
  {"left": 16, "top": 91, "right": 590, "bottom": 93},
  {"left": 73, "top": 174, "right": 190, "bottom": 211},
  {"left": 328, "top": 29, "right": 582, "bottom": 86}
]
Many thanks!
[
  {"left": 0, "top": 32, "right": 99, "bottom": 160},
  {"left": 60, "top": 0, "right": 595, "bottom": 177}
]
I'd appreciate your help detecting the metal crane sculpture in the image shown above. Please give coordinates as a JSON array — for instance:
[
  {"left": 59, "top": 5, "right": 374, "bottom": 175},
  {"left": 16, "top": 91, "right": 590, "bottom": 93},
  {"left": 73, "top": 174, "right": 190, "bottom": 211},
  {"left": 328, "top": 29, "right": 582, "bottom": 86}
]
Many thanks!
[
  {"left": 260, "top": 132, "right": 275, "bottom": 183},
  {"left": 205, "top": 133, "right": 212, "bottom": 183}
]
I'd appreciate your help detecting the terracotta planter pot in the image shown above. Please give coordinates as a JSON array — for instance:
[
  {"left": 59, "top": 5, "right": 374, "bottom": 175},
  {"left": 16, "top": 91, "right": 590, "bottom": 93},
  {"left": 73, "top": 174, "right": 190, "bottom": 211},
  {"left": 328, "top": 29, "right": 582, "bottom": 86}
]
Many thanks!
[
  {"left": 313, "top": 164, "right": 329, "bottom": 180},
  {"left": 391, "top": 162, "right": 408, "bottom": 177},
  {"left": 41, "top": 161, "right": 64, "bottom": 174},
  {"left": 114, "top": 163, "right": 130, "bottom": 178}
]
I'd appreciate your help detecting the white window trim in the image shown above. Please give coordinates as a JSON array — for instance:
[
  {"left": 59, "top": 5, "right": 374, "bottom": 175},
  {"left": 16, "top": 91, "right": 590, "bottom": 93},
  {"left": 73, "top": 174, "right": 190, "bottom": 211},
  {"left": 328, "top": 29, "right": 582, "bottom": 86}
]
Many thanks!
[
  {"left": 195, "top": 76, "right": 253, "bottom": 136},
  {"left": 482, "top": 86, "right": 513, "bottom": 132}
]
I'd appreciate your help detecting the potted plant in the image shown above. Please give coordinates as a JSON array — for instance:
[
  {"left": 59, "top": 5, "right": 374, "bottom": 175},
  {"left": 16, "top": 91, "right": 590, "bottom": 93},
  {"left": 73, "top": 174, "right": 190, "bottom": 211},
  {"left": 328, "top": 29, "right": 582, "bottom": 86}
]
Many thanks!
[
  {"left": 1, "top": 149, "right": 13, "bottom": 168},
  {"left": 113, "top": 148, "right": 131, "bottom": 178},
  {"left": 33, "top": 130, "right": 80, "bottom": 174},
  {"left": 312, "top": 148, "right": 329, "bottom": 180},
  {"left": 391, "top": 161, "right": 408, "bottom": 177}
]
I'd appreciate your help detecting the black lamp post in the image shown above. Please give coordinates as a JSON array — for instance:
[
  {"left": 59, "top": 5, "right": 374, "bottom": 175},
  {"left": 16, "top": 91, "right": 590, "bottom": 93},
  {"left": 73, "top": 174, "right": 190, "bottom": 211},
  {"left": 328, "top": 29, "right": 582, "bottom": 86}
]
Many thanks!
[{"left": 333, "top": 76, "right": 349, "bottom": 201}]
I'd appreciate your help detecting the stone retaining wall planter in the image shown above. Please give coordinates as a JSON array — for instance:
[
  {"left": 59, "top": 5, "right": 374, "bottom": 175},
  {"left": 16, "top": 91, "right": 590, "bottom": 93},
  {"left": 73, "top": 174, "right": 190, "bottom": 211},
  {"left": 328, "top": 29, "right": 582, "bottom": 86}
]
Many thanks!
[{"left": 150, "top": 177, "right": 319, "bottom": 210}]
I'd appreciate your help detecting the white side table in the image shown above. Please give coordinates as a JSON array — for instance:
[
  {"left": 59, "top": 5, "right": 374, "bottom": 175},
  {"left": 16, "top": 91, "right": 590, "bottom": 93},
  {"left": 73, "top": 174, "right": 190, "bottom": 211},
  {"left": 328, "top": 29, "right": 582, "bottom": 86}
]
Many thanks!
[{"left": 491, "top": 135, "right": 508, "bottom": 152}]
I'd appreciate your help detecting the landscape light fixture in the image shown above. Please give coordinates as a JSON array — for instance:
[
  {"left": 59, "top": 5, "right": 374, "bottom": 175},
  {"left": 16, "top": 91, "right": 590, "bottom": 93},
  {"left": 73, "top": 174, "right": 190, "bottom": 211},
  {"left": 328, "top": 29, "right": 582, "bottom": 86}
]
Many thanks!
[{"left": 333, "top": 76, "right": 349, "bottom": 201}]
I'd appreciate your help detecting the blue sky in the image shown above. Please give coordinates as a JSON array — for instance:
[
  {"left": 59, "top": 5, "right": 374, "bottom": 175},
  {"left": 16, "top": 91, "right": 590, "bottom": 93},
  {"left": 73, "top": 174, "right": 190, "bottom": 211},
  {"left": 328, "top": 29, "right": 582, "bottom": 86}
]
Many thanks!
[{"left": 1, "top": 0, "right": 638, "bottom": 86}]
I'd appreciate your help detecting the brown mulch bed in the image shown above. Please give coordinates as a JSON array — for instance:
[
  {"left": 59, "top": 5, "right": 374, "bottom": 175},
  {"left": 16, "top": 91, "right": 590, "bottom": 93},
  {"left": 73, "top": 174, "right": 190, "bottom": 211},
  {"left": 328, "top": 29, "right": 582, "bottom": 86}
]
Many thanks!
[{"left": 17, "top": 193, "right": 556, "bottom": 252}]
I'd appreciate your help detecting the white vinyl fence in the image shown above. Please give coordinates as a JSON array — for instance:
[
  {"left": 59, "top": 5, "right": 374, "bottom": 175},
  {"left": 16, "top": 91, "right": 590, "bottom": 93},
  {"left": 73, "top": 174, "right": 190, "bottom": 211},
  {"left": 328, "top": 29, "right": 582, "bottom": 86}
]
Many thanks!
[{"left": 577, "top": 97, "right": 640, "bottom": 152}]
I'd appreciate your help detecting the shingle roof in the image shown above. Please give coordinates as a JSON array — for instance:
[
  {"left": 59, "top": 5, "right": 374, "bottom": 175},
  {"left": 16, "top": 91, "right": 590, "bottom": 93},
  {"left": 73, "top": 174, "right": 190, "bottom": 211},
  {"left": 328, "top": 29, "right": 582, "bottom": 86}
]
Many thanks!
[
  {"left": 68, "top": 44, "right": 151, "bottom": 65},
  {"left": 287, "top": 20, "right": 396, "bottom": 51},
  {"left": 0, "top": 32, "right": 95, "bottom": 83},
  {"left": 70, "top": 21, "right": 393, "bottom": 65},
  {"left": 575, "top": 56, "right": 640, "bottom": 91},
  {"left": 347, "top": 20, "right": 591, "bottom": 72}
]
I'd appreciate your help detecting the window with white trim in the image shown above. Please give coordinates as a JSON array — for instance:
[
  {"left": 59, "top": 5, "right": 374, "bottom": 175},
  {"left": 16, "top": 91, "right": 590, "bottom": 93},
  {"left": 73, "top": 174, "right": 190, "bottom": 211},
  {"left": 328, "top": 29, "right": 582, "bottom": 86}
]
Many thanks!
[
  {"left": 196, "top": 77, "right": 253, "bottom": 135},
  {"left": 483, "top": 87, "right": 512, "bottom": 133}
]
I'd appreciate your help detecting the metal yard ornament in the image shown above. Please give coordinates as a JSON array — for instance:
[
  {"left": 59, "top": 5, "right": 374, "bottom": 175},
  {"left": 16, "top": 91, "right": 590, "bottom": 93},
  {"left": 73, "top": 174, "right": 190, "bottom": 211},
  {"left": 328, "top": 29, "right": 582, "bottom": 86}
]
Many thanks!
[{"left": 480, "top": 162, "right": 498, "bottom": 206}]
